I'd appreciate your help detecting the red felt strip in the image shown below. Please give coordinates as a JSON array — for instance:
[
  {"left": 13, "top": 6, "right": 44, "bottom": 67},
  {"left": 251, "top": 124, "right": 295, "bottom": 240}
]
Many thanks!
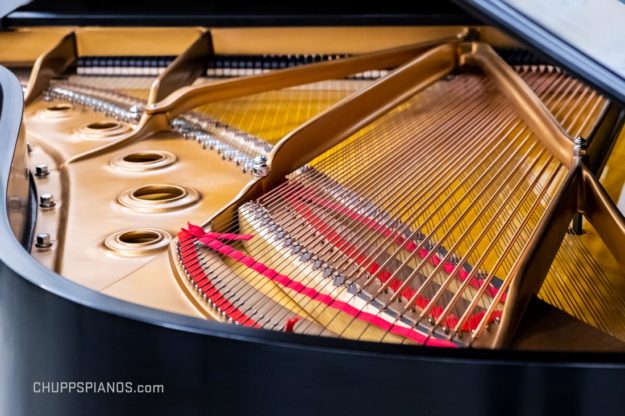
[
  {"left": 178, "top": 230, "right": 261, "bottom": 328},
  {"left": 284, "top": 316, "right": 301, "bottom": 333},
  {"left": 186, "top": 226, "right": 456, "bottom": 348}
]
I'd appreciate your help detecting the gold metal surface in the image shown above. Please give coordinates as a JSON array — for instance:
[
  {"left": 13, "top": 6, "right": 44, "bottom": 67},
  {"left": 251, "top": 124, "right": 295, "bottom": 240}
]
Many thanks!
[
  {"left": 0, "top": 29, "right": 72, "bottom": 65},
  {"left": 150, "top": 40, "right": 460, "bottom": 118},
  {"left": 461, "top": 42, "right": 574, "bottom": 169},
  {"left": 111, "top": 150, "right": 177, "bottom": 171},
  {"left": 148, "top": 31, "right": 212, "bottom": 105},
  {"left": 117, "top": 183, "right": 201, "bottom": 213},
  {"left": 64, "top": 38, "right": 459, "bottom": 165},
  {"left": 74, "top": 27, "right": 203, "bottom": 56},
  {"left": 192, "top": 80, "right": 368, "bottom": 144},
  {"left": 24, "top": 33, "right": 77, "bottom": 105},
  {"left": 104, "top": 228, "right": 172, "bottom": 256},
  {"left": 209, "top": 27, "right": 468, "bottom": 55},
  {"left": 581, "top": 166, "right": 625, "bottom": 270},
  {"left": 78, "top": 120, "right": 132, "bottom": 140},
  {"left": 25, "top": 93, "right": 251, "bottom": 291}
]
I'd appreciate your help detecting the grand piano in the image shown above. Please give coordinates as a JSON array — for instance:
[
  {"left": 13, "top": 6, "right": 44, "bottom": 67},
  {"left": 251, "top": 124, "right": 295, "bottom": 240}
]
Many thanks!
[{"left": 2, "top": 0, "right": 625, "bottom": 414}]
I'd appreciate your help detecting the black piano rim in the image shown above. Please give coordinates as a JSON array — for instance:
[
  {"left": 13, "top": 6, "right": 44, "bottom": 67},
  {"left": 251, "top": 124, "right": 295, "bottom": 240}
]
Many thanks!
[
  {"left": 1, "top": 66, "right": 625, "bottom": 369},
  {"left": 4, "top": 1, "right": 478, "bottom": 27}
]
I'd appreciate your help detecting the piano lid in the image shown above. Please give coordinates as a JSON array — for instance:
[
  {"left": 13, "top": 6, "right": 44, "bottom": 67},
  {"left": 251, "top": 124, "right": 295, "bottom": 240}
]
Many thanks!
[
  {"left": 456, "top": 0, "right": 625, "bottom": 105},
  {"left": 0, "top": 0, "right": 30, "bottom": 18}
]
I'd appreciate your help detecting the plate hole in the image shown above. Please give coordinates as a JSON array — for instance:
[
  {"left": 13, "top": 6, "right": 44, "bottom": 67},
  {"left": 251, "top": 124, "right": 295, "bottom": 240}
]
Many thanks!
[
  {"left": 111, "top": 150, "right": 176, "bottom": 171},
  {"left": 87, "top": 121, "right": 120, "bottom": 130},
  {"left": 122, "top": 152, "right": 166, "bottom": 164},
  {"left": 131, "top": 185, "right": 185, "bottom": 202},
  {"left": 118, "top": 230, "right": 161, "bottom": 245},
  {"left": 119, "top": 184, "right": 199, "bottom": 212},
  {"left": 105, "top": 228, "right": 171, "bottom": 254},
  {"left": 47, "top": 104, "right": 72, "bottom": 112}
]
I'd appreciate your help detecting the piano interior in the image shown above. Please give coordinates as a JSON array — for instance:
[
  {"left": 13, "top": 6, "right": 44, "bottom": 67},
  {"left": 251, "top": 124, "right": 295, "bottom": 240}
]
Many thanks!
[{"left": 6, "top": 25, "right": 625, "bottom": 350}]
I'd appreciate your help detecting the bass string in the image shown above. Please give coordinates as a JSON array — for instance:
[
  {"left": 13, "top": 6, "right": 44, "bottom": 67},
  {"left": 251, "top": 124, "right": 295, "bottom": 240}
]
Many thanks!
[
  {"left": 298, "top": 73, "right": 580, "bottom": 336},
  {"left": 465, "top": 86, "right": 603, "bottom": 341},
  {"left": 486, "top": 88, "right": 604, "bottom": 296},
  {"left": 463, "top": 166, "right": 565, "bottom": 340},
  {"left": 234, "top": 73, "right": 564, "bottom": 332},
  {"left": 377, "top": 154, "right": 559, "bottom": 343},
  {"left": 414, "top": 82, "right": 600, "bottom": 342},
  {"left": 194, "top": 71, "right": 560, "bottom": 334},
  {"left": 189, "top": 77, "right": 488, "bottom": 328},
  {"left": 191, "top": 71, "right": 556, "bottom": 334},
  {"left": 196, "top": 79, "right": 367, "bottom": 144},
  {"left": 193, "top": 70, "right": 596, "bottom": 342},
  {"left": 202, "top": 76, "right": 520, "bottom": 328},
  {"left": 545, "top": 226, "right": 625, "bottom": 336},
  {"left": 195, "top": 75, "right": 492, "bottom": 322},
  {"left": 434, "top": 79, "right": 598, "bottom": 295},
  {"left": 483, "top": 85, "right": 604, "bottom": 252},
  {"left": 298, "top": 72, "right": 596, "bottom": 338},
  {"left": 331, "top": 75, "right": 586, "bottom": 339},
  {"left": 193, "top": 75, "right": 500, "bottom": 328},
  {"left": 342, "top": 141, "right": 552, "bottom": 341}
]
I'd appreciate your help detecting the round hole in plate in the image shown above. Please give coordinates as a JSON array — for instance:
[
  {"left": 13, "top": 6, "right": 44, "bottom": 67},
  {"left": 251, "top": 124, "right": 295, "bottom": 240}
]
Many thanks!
[
  {"left": 46, "top": 103, "right": 72, "bottom": 112},
  {"left": 39, "top": 102, "right": 75, "bottom": 119},
  {"left": 104, "top": 228, "right": 171, "bottom": 255},
  {"left": 131, "top": 185, "right": 186, "bottom": 202},
  {"left": 123, "top": 152, "right": 166, "bottom": 164},
  {"left": 117, "top": 230, "right": 162, "bottom": 245},
  {"left": 77, "top": 119, "right": 131, "bottom": 139},
  {"left": 118, "top": 184, "right": 200, "bottom": 213},
  {"left": 87, "top": 121, "right": 120, "bottom": 130},
  {"left": 111, "top": 150, "right": 177, "bottom": 172}
]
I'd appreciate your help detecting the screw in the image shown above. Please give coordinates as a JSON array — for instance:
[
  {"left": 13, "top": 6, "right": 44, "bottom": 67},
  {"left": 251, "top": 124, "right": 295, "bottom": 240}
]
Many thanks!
[
  {"left": 35, "top": 233, "right": 52, "bottom": 248},
  {"left": 128, "top": 104, "right": 143, "bottom": 114},
  {"left": 252, "top": 155, "right": 269, "bottom": 178},
  {"left": 35, "top": 164, "right": 50, "bottom": 177},
  {"left": 39, "top": 193, "right": 56, "bottom": 208},
  {"left": 574, "top": 137, "right": 587, "bottom": 158}
]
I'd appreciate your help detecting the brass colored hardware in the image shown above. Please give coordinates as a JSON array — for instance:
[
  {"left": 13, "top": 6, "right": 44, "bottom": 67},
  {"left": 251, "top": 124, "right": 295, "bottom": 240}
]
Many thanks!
[
  {"left": 24, "top": 33, "right": 78, "bottom": 106},
  {"left": 111, "top": 150, "right": 177, "bottom": 171},
  {"left": 105, "top": 228, "right": 172, "bottom": 256},
  {"left": 118, "top": 184, "right": 200, "bottom": 213}
]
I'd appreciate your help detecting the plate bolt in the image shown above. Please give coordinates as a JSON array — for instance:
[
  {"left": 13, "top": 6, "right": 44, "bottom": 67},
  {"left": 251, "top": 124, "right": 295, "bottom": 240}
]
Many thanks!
[
  {"left": 35, "top": 164, "right": 50, "bottom": 177},
  {"left": 39, "top": 193, "right": 56, "bottom": 208},
  {"left": 252, "top": 155, "right": 269, "bottom": 177},
  {"left": 35, "top": 233, "right": 53, "bottom": 248}
]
